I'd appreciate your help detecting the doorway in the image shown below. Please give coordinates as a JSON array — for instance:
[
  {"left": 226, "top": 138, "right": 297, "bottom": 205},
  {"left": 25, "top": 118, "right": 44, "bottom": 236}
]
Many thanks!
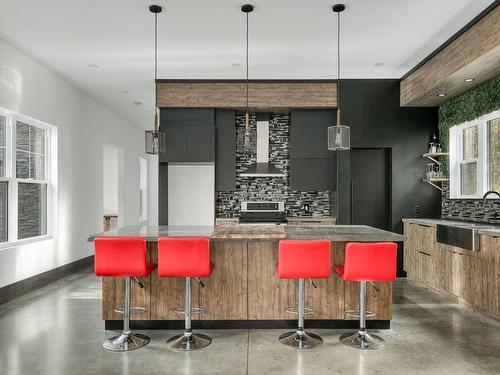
[
  {"left": 350, "top": 148, "right": 391, "bottom": 230},
  {"left": 102, "top": 145, "right": 124, "bottom": 231}
]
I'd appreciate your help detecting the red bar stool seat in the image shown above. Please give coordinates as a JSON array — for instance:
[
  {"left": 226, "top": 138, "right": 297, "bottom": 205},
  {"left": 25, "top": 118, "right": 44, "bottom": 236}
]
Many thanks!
[
  {"left": 334, "top": 242, "right": 397, "bottom": 350},
  {"left": 94, "top": 237, "right": 157, "bottom": 352},
  {"left": 158, "top": 237, "right": 213, "bottom": 351},
  {"left": 276, "top": 239, "right": 331, "bottom": 349}
]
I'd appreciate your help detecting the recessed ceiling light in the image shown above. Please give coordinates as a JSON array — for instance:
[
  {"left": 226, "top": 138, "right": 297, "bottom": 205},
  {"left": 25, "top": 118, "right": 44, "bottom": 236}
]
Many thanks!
[
  {"left": 437, "top": 93, "right": 447, "bottom": 97},
  {"left": 232, "top": 63, "right": 241, "bottom": 67},
  {"left": 464, "top": 78, "right": 475, "bottom": 83},
  {"left": 133, "top": 101, "right": 142, "bottom": 106},
  {"left": 88, "top": 64, "right": 99, "bottom": 68}
]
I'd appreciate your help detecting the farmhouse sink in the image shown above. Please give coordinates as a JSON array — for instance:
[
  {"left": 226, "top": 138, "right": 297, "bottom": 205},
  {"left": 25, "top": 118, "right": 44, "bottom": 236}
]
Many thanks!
[{"left": 436, "top": 223, "right": 497, "bottom": 251}]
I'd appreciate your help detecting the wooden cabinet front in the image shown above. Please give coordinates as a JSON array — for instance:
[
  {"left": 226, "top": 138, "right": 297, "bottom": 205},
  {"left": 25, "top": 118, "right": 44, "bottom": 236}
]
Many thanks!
[
  {"left": 404, "top": 221, "right": 500, "bottom": 320},
  {"left": 101, "top": 240, "right": 394, "bottom": 322}
]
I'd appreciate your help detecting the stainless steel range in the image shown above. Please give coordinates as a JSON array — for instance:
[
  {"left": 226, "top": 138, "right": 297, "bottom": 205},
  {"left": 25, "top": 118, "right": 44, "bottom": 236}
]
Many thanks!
[{"left": 239, "top": 201, "right": 286, "bottom": 224}]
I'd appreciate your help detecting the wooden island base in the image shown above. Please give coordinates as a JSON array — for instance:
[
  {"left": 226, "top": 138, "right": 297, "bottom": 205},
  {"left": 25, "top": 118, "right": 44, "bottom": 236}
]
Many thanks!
[{"left": 102, "top": 240, "right": 392, "bottom": 329}]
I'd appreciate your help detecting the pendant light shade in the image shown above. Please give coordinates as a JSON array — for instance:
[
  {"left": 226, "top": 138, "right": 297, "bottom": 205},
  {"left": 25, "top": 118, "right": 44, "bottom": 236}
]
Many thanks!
[
  {"left": 145, "top": 5, "right": 162, "bottom": 155},
  {"left": 328, "top": 4, "right": 350, "bottom": 151}
]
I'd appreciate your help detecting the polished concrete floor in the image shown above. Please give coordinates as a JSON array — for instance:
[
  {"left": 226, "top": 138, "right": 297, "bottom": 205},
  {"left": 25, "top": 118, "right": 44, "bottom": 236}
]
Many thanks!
[{"left": 0, "top": 268, "right": 499, "bottom": 375}]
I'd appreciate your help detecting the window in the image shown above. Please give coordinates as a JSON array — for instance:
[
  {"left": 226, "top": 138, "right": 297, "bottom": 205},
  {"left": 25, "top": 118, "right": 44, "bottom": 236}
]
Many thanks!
[
  {"left": 0, "top": 107, "right": 55, "bottom": 244},
  {"left": 488, "top": 117, "right": 500, "bottom": 192},
  {"left": 450, "top": 110, "right": 500, "bottom": 199}
]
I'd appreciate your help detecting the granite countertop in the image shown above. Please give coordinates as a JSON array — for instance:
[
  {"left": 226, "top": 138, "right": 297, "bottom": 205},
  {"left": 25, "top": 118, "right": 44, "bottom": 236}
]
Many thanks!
[
  {"left": 286, "top": 217, "right": 336, "bottom": 225},
  {"left": 87, "top": 225, "right": 215, "bottom": 242},
  {"left": 402, "top": 218, "right": 500, "bottom": 237},
  {"left": 285, "top": 225, "right": 405, "bottom": 242},
  {"left": 211, "top": 224, "right": 286, "bottom": 239},
  {"left": 88, "top": 224, "right": 405, "bottom": 242}
]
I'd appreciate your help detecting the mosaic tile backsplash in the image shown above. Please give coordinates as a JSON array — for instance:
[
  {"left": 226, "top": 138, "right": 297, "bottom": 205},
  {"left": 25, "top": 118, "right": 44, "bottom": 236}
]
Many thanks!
[
  {"left": 441, "top": 182, "right": 500, "bottom": 224},
  {"left": 216, "top": 114, "right": 335, "bottom": 218}
]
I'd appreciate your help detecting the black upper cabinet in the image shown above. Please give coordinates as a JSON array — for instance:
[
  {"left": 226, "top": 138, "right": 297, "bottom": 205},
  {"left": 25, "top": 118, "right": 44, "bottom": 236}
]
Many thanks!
[
  {"left": 215, "top": 110, "right": 236, "bottom": 191},
  {"left": 160, "top": 109, "right": 215, "bottom": 163},
  {"left": 290, "top": 109, "right": 336, "bottom": 159},
  {"left": 290, "top": 158, "right": 335, "bottom": 191},
  {"left": 164, "top": 122, "right": 187, "bottom": 162},
  {"left": 290, "top": 109, "right": 336, "bottom": 191}
]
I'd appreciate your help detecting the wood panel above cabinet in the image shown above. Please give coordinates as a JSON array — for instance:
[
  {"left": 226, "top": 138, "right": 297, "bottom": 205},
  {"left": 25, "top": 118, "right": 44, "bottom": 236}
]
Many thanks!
[
  {"left": 156, "top": 81, "right": 337, "bottom": 109},
  {"left": 400, "top": 5, "right": 500, "bottom": 107}
]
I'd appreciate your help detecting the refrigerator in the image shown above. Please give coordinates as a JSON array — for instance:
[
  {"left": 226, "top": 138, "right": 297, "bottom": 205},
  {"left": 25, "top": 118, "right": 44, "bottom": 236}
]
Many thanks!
[{"left": 167, "top": 163, "right": 215, "bottom": 226}]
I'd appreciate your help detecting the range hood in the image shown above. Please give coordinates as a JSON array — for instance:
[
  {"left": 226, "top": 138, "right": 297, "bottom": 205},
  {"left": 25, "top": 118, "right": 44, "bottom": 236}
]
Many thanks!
[{"left": 240, "top": 118, "right": 286, "bottom": 178}]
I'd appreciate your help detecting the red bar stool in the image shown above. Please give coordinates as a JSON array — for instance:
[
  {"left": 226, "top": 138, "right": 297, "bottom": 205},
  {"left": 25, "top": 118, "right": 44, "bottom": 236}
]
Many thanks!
[
  {"left": 158, "top": 237, "right": 213, "bottom": 351},
  {"left": 334, "top": 242, "right": 397, "bottom": 350},
  {"left": 277, "top": 239, "right": 331, "bottom": 349},
  {"left": 94, "top": 237, "right": 157, "bottom": 352}
]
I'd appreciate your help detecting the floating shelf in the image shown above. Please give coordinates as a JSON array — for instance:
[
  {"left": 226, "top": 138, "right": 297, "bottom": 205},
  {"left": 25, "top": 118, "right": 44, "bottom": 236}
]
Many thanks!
[
  {"left": 422, "top": 178, "right": 449, "bottom": 192},
  {"left": 422, "top": 152, "right": 449, "bottom": 165}
]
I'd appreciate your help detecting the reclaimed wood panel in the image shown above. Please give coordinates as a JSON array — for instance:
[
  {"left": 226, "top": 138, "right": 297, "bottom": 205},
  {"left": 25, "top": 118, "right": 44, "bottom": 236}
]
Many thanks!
[
  {"left": 344, "top": 281, "right": 392, "bottom": 320},
  {"left": 480, "top": 236, "right": 500, "bottom": 317},
  {"left": 401, "top": 6, "right": 500, "bottom": 107},
  {"left": 199, "top": 240, "right": 248, "bottom": 320},
  {"left": 247, "top": 240, "right": 296, "bottom": 320},
  {"left": 156, "top": 82, "right": 337, "bottom": 109},
  {"left": 306, "top": 241, "right": 345, "bottom": 320},
  {"left": 403, "top": 223, "right": 413, "bottom": 275},
  {"left": 149, "top": 242, "right": 197, "bottom": 321}
]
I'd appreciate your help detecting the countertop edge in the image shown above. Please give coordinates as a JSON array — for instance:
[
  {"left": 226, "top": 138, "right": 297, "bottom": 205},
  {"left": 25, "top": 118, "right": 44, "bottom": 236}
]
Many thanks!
[{"left": 478, "top": 229, "right": 500, "bottom": 237}]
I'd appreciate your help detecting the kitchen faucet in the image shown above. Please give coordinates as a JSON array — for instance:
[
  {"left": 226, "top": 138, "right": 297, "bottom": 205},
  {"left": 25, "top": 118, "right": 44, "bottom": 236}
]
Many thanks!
[{"left": 481, "top": 190, "right": 500, "bottom": 205}]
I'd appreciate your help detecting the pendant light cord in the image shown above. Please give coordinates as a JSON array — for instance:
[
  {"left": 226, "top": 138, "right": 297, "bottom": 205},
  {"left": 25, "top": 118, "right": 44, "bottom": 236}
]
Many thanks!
[
  {"left": 153, "top": 11, "right": 159, "bottom": 132},
  {"left": 246, "top": 11, "right": 249, "bottom": 114},
  {"left": 336, "top": 9, "right": 341, "bottom": 126}
]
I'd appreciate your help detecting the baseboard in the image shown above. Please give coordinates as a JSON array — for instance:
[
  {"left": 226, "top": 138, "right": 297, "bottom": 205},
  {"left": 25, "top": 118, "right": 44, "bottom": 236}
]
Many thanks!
[
  {"left": 0, "top": 255, "right": 94, "bottom": 305},
  {"left": 104, "top": 319, "right": 391, "bottom": 330}
]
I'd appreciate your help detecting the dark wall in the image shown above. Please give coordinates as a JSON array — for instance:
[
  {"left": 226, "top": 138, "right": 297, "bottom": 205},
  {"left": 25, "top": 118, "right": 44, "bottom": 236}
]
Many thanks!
[{"left": 336, "top": 80, "right": 440, "bottom": 233}]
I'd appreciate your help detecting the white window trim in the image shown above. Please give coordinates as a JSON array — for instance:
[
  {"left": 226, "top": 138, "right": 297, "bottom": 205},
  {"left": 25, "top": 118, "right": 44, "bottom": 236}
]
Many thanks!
[
  {"left": 0, "top": 106, "right": 57, "bottom": 249},
  {"left": 450, "top": 109, "right": 500, "bottom": 199}
]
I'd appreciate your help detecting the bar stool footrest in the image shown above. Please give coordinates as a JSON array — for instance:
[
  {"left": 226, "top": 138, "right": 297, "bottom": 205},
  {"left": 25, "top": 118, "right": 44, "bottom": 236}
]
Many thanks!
[
  {"left": 174, "top": 307, "right": 206, "bottom": 315},
  {"left": 113, "top": 307, "right": 147, "bottom": 315},
  {"left": 344, "top": 309, "right": 375, "bottom": 318},
  {"left": 284, "top": 306, "right": 315, "bottom": 315}
]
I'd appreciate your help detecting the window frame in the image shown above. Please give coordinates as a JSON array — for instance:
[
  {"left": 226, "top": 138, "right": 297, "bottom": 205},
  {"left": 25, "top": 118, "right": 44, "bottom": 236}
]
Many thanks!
[
  {"left": 450, "top": 110, "right": 500, "bottom": 199},
  {"left": 0, "top": 106, "right": 56, "bottom": 248}
]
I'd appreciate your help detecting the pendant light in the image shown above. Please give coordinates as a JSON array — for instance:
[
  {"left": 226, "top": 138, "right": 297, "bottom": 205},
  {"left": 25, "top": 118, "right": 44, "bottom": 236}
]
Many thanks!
[
  {"left": 242, "top": 4, "right": 254, "bottom": 153},
  {"left": 328, "top": 4, "right": 350, "bottom": 151},
  {"left": 145, "top": 5, "right": 162, "bottom": 155}
]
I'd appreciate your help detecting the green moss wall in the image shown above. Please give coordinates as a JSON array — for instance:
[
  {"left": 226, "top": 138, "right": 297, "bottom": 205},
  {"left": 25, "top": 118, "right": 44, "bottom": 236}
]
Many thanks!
[{"left": 438, "top": 76, "right": 500, "bottom": 174}]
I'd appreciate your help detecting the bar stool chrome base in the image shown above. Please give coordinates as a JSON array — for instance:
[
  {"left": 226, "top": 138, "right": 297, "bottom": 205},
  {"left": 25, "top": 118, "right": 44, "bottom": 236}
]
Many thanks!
[
  {"left": 166, "top": 332, "right": 212, "bottom": 352},
  {"left": 279, "top": 330, "right": 323, "bottom": 349},
  {"left": 103, "top": 333, "right": 151, "bottom": 352},
  {"left": 340, "top": 330, "right": 384, "bottom": 350}
]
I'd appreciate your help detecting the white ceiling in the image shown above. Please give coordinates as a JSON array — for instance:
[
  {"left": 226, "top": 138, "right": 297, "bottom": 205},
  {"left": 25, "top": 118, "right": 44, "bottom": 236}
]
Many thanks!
[{"left": 0, "top": 0, "right": 495, "bottom": 128}]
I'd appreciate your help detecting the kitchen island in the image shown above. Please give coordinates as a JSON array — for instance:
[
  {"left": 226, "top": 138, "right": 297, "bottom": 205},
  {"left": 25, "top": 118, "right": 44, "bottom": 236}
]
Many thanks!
[{"left": 88, "top": 224, "right": 405, "bottom": 329}]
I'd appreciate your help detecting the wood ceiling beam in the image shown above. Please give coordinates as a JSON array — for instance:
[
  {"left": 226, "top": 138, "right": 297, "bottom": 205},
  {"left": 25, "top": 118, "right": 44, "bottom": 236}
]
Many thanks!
[
  {"left": 156, "top": 81, "right": 337, "bottom": 109},
  {"left": 400, "top": 5, "right": 500, "bottom": 107}
]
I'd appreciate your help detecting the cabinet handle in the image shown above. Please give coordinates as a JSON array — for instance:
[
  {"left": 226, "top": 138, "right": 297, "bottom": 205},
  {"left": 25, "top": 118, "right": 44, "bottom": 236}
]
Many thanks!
[{"left": 418, "top": 251, "right": 431, "bottom": 256}]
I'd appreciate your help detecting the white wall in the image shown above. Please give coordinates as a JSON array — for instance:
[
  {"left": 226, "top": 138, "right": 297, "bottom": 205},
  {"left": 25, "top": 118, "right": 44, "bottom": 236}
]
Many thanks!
[{"left": 0, "top": 38, "right": 158, "bottom": 288}]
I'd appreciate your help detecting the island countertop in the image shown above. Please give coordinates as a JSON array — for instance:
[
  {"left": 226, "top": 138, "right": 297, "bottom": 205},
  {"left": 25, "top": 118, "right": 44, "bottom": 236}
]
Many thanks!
[{"left": 88, "top": 224, "right": 405, "bottom": 242}]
